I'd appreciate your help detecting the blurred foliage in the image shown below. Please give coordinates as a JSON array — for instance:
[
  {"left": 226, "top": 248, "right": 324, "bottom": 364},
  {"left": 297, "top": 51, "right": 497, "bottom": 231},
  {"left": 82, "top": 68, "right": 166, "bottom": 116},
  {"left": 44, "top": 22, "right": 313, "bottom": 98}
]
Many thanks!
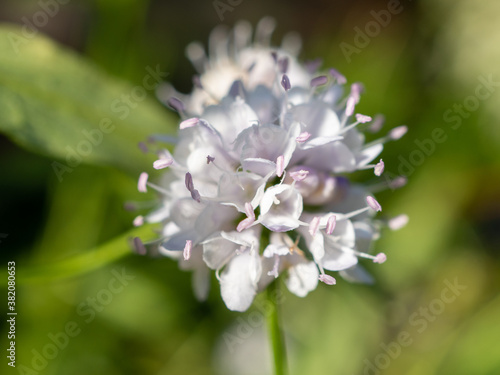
[
  {"left": 0, "top": 0, "right": 499, "bottom": 375},
  {"left": 0, "top": 24, "right": 175, "bottom": 176}
]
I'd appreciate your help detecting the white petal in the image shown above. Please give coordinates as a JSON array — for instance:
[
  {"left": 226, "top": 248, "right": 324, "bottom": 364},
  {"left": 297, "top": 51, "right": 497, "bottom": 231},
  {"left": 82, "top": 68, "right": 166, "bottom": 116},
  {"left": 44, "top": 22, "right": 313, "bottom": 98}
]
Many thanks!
[
  {"left": 356, "top": 143, "right": 383, "bottom": 167},
  {"left": 353, "top": 221, "right": 376, "bottom": 254},
  {"left": 302, "top": 141, "right": 356, "bottom": 173},
  {"left": 246, "top": 85, "right": 278, "bottom": 124},
  {"left": 263, "top": 243, "right": 290, "bottom": 257},
  {"left": 342, "top": 128, "right": 365, "bottom": 151},
  {"left": 203, "top": 97, "right": 259, "bottom": 144},
  {"left": 299, "top": 135, "right": 344, "bottom": 150},
  {"left": 192, "top": 263, "right": 211, "bottom": 301},
  {"left": 260, "top": 184, "right": 290, "bottom": 215},
  {"left": 220, "top": 227, "right": 260, "bottom": 248},
  {"left": 326, "top": 219, "right": 356, "bottom": 248},
  {"left": 309, "top": 231, "right": 325, "bottom": 260},
  {"left": 242, "top": 157, "right": 276, "bottom": 176},
  {"left": 257, "top": 256, "right": 277, "bottom": 291},
  {"left": 202, "top": 236, "right": 237, "bottom": 270},
  {"left": 260, "top": 186, "right": 303, "bottom": 232},
  {"left": 195, "top": 204, "right": 238, "bottom": 241},
  {"left": 220, "top": 253, "right": 258, "bottom": 312},
  {"left": 160, "top": 230, "right": 196, "bottom": 252},
  {"left": 327, "top": 185, "right": 369, "bottom": 216},
  {"left": 235, "top": 124, "right": 296, "bottom": 170},
  {"left": 292, "top": 101, "right": 341, "bottom": 138},
  {"left": 259, "top": 184, "right": 303, "bottom": 223},
  {"left": 170, "top": 198, "right": 205, "bottom": 230},
  {"left": 287, "top": 87, "right": 310, "bottom": 106},
  {"left": 249, "top": 247, "right": 262, "bottom": 285},
  {"left": 339, "top": 265, "right": 374, "bottom": 284},
  {"left": 321, "top": 248, "right": 358, "bottom": 271},
  {"left": 217, "top": 171, "right": 266, "bottom": 212},
  {"left": 286, "top": 262, "right": 319, "bottom": 297}
]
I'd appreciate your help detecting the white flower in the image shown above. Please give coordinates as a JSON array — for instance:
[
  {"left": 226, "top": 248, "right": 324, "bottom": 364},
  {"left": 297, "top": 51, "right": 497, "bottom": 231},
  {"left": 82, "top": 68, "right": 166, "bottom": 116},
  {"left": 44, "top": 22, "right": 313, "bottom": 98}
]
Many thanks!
[
  {"left": 131, "top": 19, "right": 408, "bottom": 311},
  {"left": 159, "top": 17, "right": 312, "bottom": 116},
  {"left": 259, "top": 232, "right": 319, "bottom": 298}
]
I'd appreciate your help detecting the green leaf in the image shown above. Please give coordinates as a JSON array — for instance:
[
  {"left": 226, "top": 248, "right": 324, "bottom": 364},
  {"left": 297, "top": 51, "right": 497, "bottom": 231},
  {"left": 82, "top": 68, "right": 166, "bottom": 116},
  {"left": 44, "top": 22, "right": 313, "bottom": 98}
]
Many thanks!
[
  {"left": 0, "top": 24, "right": 176, "bottom": 177},
  {"left": 15, "top": 224, "right": 158, "bottom": 284}
]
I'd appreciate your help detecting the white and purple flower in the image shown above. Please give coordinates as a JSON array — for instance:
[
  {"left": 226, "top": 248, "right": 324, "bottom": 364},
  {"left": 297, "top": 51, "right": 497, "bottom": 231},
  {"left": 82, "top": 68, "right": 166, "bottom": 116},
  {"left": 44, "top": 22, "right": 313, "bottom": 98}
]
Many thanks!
[{"left": 132, "top": 20, "right": 408, "bottom": 311}]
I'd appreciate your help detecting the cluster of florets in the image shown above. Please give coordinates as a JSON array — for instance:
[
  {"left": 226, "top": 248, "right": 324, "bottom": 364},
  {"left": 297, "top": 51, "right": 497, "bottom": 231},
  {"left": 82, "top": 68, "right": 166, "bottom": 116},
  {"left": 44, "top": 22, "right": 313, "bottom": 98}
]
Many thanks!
[{"left": 131, "top": 18, "right": 408, "bottom": 311}]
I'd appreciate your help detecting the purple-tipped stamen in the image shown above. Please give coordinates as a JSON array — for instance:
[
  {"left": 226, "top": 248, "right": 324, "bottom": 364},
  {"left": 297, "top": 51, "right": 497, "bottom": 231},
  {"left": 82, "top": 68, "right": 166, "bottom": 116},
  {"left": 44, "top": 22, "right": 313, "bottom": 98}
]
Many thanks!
[
  {"left": 350, "top": 83, "right": 364, "bottom": 103},
  {"left": 319, "top": 274, "right": 336, "bottom": 285},
  {"left": 245, "top": 202, "right": 255, "bottom": 220},
  {"left": 237, "top": 202, "right": 256, "bottom": 232},
  {"left": 389, "top": 176, "right": 408, "bottom": 190},
  {"left": 366, "top": 196, "right": 382, "bottom": 212},
  {"left": 373, "top": 253, "right": 387, "bottom": 264},
  {"left": 369, "top": 114, "right": 385, "bottom": 133},
  {"left": 345, "top": 96, "right": 356, "bottom": 116},
  {"left": 326, "top": 215, "right": 337, "bottom": 235},
  {"left": 355, "top": 114, "right": 372, "bottom": 124},
  {"left": 180, "top": 117, "right": 199, "bottom": 129},
  {"left": 183, "top": 240, "right": 193, "bottom": 261},
  {"left": 374, "top": 159, "right": 384, "bottom": 176},
  {"left": 138, "top": 172, "right": 149, "bottom": 193},
  {"left": 305, "top": 58, "right": 322, "bottom": 73},
  {"left": 389, "top": 125, "right": 408, "bottom": 140},
  {"left": 296, "top": 132, "right": 311, "bottom": 143},
  {"left": 153, "top": 158, "right": 174, "bottom": 170},
  {"left": 329, "top": 68, "right": 347, "bottom": 84},
  {"left": 290, "top": 169, "right": 309, "bottom": 182},
  {"left": 388, "top": 214, "right": 409, "bottom": 230},
  {"left": 281, "top": 74, "right": 291, "bottom": 91},
  {"left": 133, "top": 215, "right": 144, "bottom": 227},
  {"left": 308, "top": 216, "right": 321, "bottom": 237},
  {"left": 310, "top": 75, "right": 328, "bottom": 88},
  {"left": 185, "top": 172, "right": 201, "bottom": 203}
]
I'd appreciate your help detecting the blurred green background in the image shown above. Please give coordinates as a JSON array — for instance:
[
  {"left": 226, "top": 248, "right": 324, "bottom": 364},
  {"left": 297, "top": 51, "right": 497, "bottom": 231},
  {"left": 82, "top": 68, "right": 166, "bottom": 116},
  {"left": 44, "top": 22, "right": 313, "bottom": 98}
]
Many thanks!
[{"left": 1, "top": 0, "right": 499, "bottom": 374}]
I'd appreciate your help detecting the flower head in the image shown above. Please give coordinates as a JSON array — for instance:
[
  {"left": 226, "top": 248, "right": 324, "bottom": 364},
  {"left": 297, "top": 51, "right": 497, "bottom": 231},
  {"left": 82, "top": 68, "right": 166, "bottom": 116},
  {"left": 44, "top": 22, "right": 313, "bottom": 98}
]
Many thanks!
[{"left": 133, "top": 19, "right": 407, "bottom": 311}]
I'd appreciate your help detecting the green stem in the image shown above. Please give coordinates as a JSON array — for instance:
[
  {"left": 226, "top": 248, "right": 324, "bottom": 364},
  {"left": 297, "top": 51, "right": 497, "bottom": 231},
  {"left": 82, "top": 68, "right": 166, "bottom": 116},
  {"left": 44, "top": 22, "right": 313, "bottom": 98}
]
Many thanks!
[{"left": 266, "top": 280, "right": 288, "bottom": 375}]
